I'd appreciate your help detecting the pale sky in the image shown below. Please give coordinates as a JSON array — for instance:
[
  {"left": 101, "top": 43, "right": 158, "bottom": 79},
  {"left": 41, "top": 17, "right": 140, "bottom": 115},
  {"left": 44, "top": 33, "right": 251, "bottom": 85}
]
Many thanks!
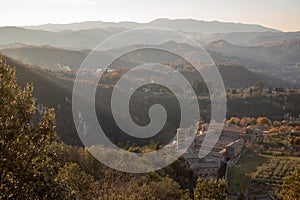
[{"left": 1, "top": 0, "right": 299, "bottom": 31}]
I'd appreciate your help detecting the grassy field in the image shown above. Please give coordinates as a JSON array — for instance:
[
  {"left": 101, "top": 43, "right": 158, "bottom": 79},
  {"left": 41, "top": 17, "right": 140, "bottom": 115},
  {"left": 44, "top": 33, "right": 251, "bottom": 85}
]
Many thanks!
[{"left": 227, "top": 151, "right": 270, "bottom": 192}]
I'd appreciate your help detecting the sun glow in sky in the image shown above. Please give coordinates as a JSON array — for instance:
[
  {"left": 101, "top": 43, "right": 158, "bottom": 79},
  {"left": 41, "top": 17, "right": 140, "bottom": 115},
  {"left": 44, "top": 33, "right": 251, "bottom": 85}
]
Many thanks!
[{"left": 1, "top": 0, "right": 299, "bottom": 31}]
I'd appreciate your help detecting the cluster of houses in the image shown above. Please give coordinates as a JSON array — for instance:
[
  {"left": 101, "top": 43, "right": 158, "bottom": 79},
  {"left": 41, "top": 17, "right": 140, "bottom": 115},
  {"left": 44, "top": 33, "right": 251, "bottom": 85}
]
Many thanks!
[{"left": 176, "top": 121, "right": 261, "bottom": 180}]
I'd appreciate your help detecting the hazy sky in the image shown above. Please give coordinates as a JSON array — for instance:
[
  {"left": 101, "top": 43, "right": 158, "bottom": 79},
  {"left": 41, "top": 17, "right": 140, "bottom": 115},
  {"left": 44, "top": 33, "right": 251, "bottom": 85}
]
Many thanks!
[{"left": 1, "top": 0, "right": 299, "bottom": 31}]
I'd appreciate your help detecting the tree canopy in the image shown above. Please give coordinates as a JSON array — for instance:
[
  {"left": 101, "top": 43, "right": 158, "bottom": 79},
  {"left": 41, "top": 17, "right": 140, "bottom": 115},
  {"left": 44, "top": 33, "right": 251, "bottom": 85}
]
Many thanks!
[
  {"left": 0, "top": 56, "right": 67, "bottom": 199},
  {"left": 194, "top": 177, "right": 228, "bottom": 200},
  {"left": 281, "top": 168, "right": 300, "bottom": 200}
]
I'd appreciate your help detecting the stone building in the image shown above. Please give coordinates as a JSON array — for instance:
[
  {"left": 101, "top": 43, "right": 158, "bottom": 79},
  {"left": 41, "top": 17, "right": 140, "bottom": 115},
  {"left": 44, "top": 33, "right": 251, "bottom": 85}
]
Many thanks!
[
  {"left": 202, "top": 123, "right": 257, "bottom": 142},
  {"left": 225, "top": 139, "right": 245, "bottom": 159},
  {"left": 181, "top": 123, "right": 247, "bottom": 180},
  {"left": 176, "top": 128, "right": 186, "bottom": 150}
]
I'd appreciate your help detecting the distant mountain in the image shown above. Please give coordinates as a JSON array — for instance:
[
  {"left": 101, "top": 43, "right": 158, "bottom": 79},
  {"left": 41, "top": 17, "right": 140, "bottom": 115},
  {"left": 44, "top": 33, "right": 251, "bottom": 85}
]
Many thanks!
[
  {"left": 0, "top": 42, "right": 28, "bottom": 50},
  {"left": 199, "top": 31, "right": 300, "bottom": 46},
  {"left": 147, "top": 19, "right": 280, "bottom": 33},
  {"left": 206, "top": 39, "right": 300, "bottom": 85},
  {"left": 1, "top": 45, "right": 138, "bottom": 71},
  {"left": 2, "top": 36, "right": 299, "bottom": 87},
  {"left": 0, "top": 26, "right": 299, "bottom": 50},
  {"left": 216, "top": 63, "right": 283, "bottom": 88},
  {"left": 2, "top": 42, "right": 292, "bottom": 87},
  {"left": 206, "top": 39, "right": 300, "bottom": 64},
  {"left": 0, "top": 27, "right": 53, "bottom": 45},
  {"left": 264, "top": 38, "right": 300, "bottom": 50},
  {"left": 0, "top": 27, "right": 119, "bottom": 49},
  {"left": 2, "top": 46, "right": 88, "bottom": 70},
  {"left": 24, "top": 21, "right": 136, "bottom": 32},
  {"left": 107, "top": 39, "right": 299, "bottom": 87},
  {"left": 24, "top": 18, "right": 279, "bottom": 34}
]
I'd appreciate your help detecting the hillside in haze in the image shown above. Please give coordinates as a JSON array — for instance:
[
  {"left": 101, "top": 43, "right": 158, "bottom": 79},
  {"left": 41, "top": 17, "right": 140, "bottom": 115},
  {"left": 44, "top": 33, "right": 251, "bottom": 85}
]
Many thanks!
[
  {"left": 3, "top": 54, "right": 300, "bottom": 146},
  {"left": 2, "top": 41, "right": 297, "bottom": 87},
  {"left": 0, "top": 26, "right": 299, "bottom": 50},
  {"left": 0, "top": 27, "right": 117, "bottom": 49},
  {"left": 24, "top": 18, "right": 279, "bottom": 33},
  {"left": 197, "top": 31, "right": 300, "bottom": 46},
  {"left": 206, "top": 39, "right": 300, "bottom": 64},
  {"left": 1, "top": 45, "right": 138, "bottom": 70},
  {"left": 206, "top": 39, "right": 300, "bottom": 85}
]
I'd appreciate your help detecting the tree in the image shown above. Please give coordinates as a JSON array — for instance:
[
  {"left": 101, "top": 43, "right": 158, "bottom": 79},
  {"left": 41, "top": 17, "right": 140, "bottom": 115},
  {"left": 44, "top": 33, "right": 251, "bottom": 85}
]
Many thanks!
[
  {"left": 237, "top": 192, "right": 244, "bottom": 200},
  {"left": 274, "top": 87, "right": 286, "bottom": 93},
  {"left": 249, "top": 87, "right": 253, "bottom": 95},
  {"left": 254, "top": 82, "right": 263, "bottom": 93},
  {"left": 0, "top": 56, "right": 67, "bottom": 199},
  {"left": 240, "top": 117, "right": 256, "bottom": 127},
  {"left": 273, "top": 120, "right": 281, "bottom": 127},
  {"left": 194, "top": 177, "right": 228, "bottom": 200},
  {"left": 192, "top": 80, "right": 201, "bottom": 95},
  {"left": 99, "top": 170, "right": 190, "bottom": 200},
  {"left": 148, "top": 139, "right": 160, "bottom": 150},
  {"left": 226, "top": 117, "right": 240, "bottom": 126},
  {"left": 268, "top": 128, "right": 279, "bottom": 134},
  {"left": 268, "top": 87, "right": 272, "bottom": 94},
  {"left": 257, "top": 117, "right": 272, "bottom": 127},
  {"left": 192, "top": 80, "right": 208, "bottom": 96},
  {"left": 280, "top": 168, "right": 300, "bottom": 200},
  {"left": 231, "top": 89, "right": 237, "bottom": 94},
  {"left": 279, "top": 126, "right": 289, "bottom": 133},
  {"left": 55, "top": 162, "right": 101, "bottom": 200}
]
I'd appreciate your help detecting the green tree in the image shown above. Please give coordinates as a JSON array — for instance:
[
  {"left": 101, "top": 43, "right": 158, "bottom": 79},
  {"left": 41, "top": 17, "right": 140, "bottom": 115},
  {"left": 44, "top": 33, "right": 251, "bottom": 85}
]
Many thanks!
[
  {"left": 237, "top": 192, "right": 244, "bottom": 200},
  {"left": 249, "top": 87, "right": 253, "bottom": 95},
  {"left": 226, "top": 117, "right": 241, "bottom": 126},
  {"left": 231, "top": 89, "right": 237, "bottom": 94},
  {"left": 0, "top": 56, "right": 67, "bottom": 199},
  {"left": 268, "top": 87, "right": 272, "bottom": 94},
  {"left": 192, "top": 80, "right": 201, "bottom": 96},
  {"left": 194, "top": 177, "right": 228, "bottom": 200},
  {"left": 192, "top": 80, "right": 208, "bottom": 96},
  {"left": 281, "top": 168, "right": 300, "bottom": 200},
  {"left": 254, "top": 82, "right": 263, "bottom": 93},
  {"left": 148, "top": 139, "right": 160, "bottom": 150},
  {"left": 55, "top": 162, "right": 101, "bottom": 200},
  {"left": 257, "top": 117, "right": 272, "bottom": 127},
  {"left": 101, "top": 174, "right": 190, "bottom": 200}
]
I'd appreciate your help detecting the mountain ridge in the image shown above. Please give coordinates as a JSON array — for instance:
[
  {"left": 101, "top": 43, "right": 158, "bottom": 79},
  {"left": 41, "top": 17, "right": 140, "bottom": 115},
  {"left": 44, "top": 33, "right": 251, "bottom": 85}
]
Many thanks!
[
  {"left": 23, "top": 18, "right": 280, "bottom": 33},
  {"left": 0, "top": 26, "right": 299, "bottom": 50}
]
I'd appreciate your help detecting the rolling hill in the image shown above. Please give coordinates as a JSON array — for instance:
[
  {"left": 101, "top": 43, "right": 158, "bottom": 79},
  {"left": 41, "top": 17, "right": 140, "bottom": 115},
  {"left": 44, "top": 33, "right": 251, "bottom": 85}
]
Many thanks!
[
  {"left": 24, "top": 18, "right": 279, "bottom": 33},
  {"left": 197, "top": 31, "right": 300, "bottom": 46},
  {"left": 0, "top": 27, "right": 119, "bottom": 49},
  {"left": 205, "top": 39, "right": 300, "bottom": 85},
  {"left": 0, "top": 25, "right": 299, "bottom": 50},
  {"left": 2, "top": 54, "right": 300, "bottom": 147},
  {"left": 2, "top": 40, "right": 297, "bottom": 88},
  {"left": 206, "top": 39, "right": 300, "bottom": 64},
  {"left": 1, "top": 46, "right": 138, "bottom": 71}
]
